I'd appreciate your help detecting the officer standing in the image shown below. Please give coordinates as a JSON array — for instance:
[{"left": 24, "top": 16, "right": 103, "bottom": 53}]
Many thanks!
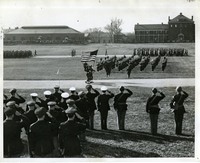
[
  {"left": 114, "top": 86, "right": 133, "bottom": 130},
  {"left": 6, "top": 88, "right": 25, "bottom": 106},
  {"left": 170, "top": 86, "right": 189, "bottom": 135},
  {"left": 59, "top": 105, "right": 87, "bottom": 157},
  {"left": 29, "top": 107, "right": 59, "bottom": 157},
  {"left": 161, "top": 57, "right": 168, "bottom": 71},
  {"left": 52, "top": 85, "right": 65, "bottom": 104},
  {"left": 146, "top": 88, "right": 165, "bottom": 135},
  {"left": 85, "top": 84, "right": 100, "bottom": 130},
  {"left": 4, "top": 106, "right": 29, "bottom": 157},
  {"left": 97, "top": 86, "right": 114, "bottom": 130}
]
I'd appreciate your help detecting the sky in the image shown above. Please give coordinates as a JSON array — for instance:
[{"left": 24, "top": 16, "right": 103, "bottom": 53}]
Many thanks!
[{"left": 0, "top": 0, "right": 199, "bottom": 33}]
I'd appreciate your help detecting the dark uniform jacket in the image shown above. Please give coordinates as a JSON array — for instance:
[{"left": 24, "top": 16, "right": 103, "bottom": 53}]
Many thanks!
[
  {"left": 97, "top": 93, "right": 114, "bottom": 111},
  {"left": 59, "top": 120, "right": 86, "bottom": 157},
  {"left": 24, "top": 110, "right": 37, "bottom": 132},
  {"left": 170, "top": 91, "right": 188, "bottom": 114},
  {"left": 29, "top": 117, "right": 59, "bottom": 156},
  {"left": 146, "top": 93, "right": 165, "bottom": 114},
  {"left": 75, "top": 98, "right": 91, "bottom": 120},
  {"left": 4, "top": 115, "right": 29, "bottom": 157},
  {"left": 114, "top": 90, "right": 133, "bottom": 111},
  {"left": 69, "top": 94, "right": 79, "bottom": 101},
  {"left": 6, "top": 95, "right": 25, "bottom": 105},
  {"left": 52, "top": 92, "right": 62, "bottom": 103},
  {"left": 85, "top": 90, "right": 100, "bottom": 111}
]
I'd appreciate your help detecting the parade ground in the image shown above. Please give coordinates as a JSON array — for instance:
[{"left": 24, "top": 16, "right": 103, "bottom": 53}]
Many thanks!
[{"left": 3, "top": 43, "right": 196, "bottom": 158}]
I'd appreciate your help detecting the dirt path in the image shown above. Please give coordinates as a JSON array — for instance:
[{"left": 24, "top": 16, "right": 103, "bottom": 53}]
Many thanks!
[{"left": 3, "top": 78, "right": 194, "bottom": 89}]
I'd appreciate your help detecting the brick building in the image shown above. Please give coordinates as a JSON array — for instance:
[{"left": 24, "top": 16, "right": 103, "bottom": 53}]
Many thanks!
[
  {"left": 135, "top": 13, "right": 195, "bottom": 43},
  {"left": 168, "top": 13, "right": 195, "bottom": 42},
  {"left": 3, "top": 25, "right": 85, "bottom": 44}
]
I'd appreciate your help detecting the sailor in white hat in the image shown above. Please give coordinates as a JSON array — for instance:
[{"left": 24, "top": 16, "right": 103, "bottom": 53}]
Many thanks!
[
  {"left": 97, "top": 86, "right": 114, "bottom": 130},
  {"left": 69, "top": 87, "right": 79, "bottom": 101},
  {"left": 59, "top": 92, "right": 70, "bottom": 111}
]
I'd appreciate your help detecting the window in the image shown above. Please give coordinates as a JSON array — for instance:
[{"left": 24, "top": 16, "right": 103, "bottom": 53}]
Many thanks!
[
  {"left": 21, "top": 37, "right": 25, "bottom": 40},
  {"left": 185, "top": 25, "right": 187, "bottom": 27},
  {"left": 171, "top": 25, "right": 173, "bottom": 27},
  {"left": 56, "top": 37, "right": 60, "bottom": 40},
  {"left": 175, "top": 24, "right": 177, "bottom": 27}
]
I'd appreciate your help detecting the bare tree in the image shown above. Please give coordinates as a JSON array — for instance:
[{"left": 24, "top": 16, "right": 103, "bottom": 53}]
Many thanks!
[
  {"left": 104, "top": 18, "right": 123, "bottom": 43},
  {"left": 84, "top": 28, "right": 102, "bottom": 43}
]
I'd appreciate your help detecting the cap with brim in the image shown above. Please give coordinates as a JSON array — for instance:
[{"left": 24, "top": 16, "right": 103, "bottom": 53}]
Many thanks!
[
  {"left": 54, "top": 85, "right": 60, "bottom": 89},
  {"left": 44, "top": 91, "right": 51, "bottom": 95},
  {"left": 66, "top": 99, "right": 75, "bottom": 105},
  {"left": 61, "top": 92, "right": 69, "bottom": 98},
  {"left": 65, "top": 107, "right": 77, "bottom": 114},
  {"left": 47, "top": 101, "right": 56, "bottom": 106},
  {"left": 9, "top": 88, "right": 16, "bottom": 93},
  {"left": 86, "top": 84, "right": 92, "bottom": 89},
  {"left": 176, "top": 86, "right": 182, "bottom": 92},
  {"left": 30, "top": 93, "right": 38, "bottom": 97},
  {"left": 69, "top": 87, "right": 76, "bottom": 91},
  {"left": 6, "top": 101, "right": 16, "bottom": 107},
  {"left": 34, "top": 107, "right": 47, "bottom": 117},
  {"left": 4, "top": 107, "right": 16, "bottom": 116},
  {"left": 27, "top": 101, "right": 36, "bottom": 106},
  {"left": 101, "top": 86, "right": 107, "bottom": 91}
]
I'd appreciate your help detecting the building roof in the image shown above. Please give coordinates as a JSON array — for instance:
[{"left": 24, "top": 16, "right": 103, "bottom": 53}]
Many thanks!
[
  {"left": 169, "top": 13, "right": 194, "bottom": 23},
  {"left": 135, "top": 24, "right": 168, "bottom": 30},
  {"left": 3, "top": 28, "right": 16, "bottom": 34},
  {"left": 5, "top": 26, "right": 82, "bottom": 34}
]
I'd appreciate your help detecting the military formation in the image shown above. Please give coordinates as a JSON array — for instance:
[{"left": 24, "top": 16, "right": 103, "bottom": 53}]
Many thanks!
[
  {"left": 3, "top": 84, "right": 189, "bottom": 158},
  {"left": 96, "top": 47, "right": 188, "bottom": 78},
  {"left": 3, "top": 50, "right": 35, "bottom": 58}
]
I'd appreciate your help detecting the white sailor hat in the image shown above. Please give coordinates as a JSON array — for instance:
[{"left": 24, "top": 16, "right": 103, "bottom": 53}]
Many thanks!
[
  {"left": 69, "top": 87, "right": 76, "bottom": 91},
  {"left": 30, "top": 93, "right": 38, "bottom": 97},
  {"left": 101, "top": 86, "right": 107, "bottom": 91},
  {"left": 44, "top": 91, "right": 51, "bottom": 95},
  {"left": 61, "top": 92, "right": 69, "bottom": 98}
]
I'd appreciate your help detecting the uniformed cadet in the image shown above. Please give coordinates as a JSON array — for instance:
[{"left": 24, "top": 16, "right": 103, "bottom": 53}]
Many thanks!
[
  {"left": 59, "top": 105, "right": 87, "bottom": 157},
  {"left": 114, "top": 86, "right": 133, "bottom": 130},
  {"left": 30, "top": 93, "right": 43, "bottom": 107},
  {"left": 6, "top": 88, "right": 26, "bottom": 106},
  {"left": 97, "top": 86, "right": 114, "bottom": 130},
  {"left": 52, "top": 85, "right": 65, "bottom": 104},
  {"left": 40, "top": 90, "right": 58, "bottom": 109},
  {"left": 69, "top": 87, "right": 79, "bottom": 101},
  {"left": 170, "top": 86, "right": 189, "bottom": 135},
  {"left": 59, "top": 92, "right": 70, "bottom": 111},
  {"left": 146, "top": 88, "right": 165, "bottom": 135},
  {"left": 24, "top": 101, "right": 37, "bottom": 131},
  {"left": 29, "top": 107, "right": 59, "bottom": 157},
  {"left": 6, "top": 100, "right": 25, "bottom": 115},
  {"left": 4, "top": 106, "right": 29, "bottom": 157},
  {"left": 85, "top": 84, "right": 100, "bottom": 130},
  {"left": 161, "top": 57, "right": 168, "bottom": 71},
  {"left": 86, "top": 65, "right": 95, "bottom": 84}
]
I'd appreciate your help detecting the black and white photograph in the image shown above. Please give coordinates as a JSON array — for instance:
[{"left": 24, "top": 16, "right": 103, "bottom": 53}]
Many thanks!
[{"left": 0, "top": 0, "right": 199, "bottom": 162}]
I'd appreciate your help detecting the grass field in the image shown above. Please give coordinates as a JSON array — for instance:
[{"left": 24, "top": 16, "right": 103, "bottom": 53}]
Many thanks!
[
  {"left": 3, "top": 86, "right": 195, "bottom": 158},
  {"left": 3, "top": 43, "right": 195, "bottom": 80}
]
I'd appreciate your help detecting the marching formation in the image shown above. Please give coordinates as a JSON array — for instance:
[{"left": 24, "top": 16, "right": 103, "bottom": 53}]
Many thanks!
[
  {"left": 3, "top": 50, "right": 35, "bottom": 58},
  {"left": 3, "top": 85, "right": 189, "bottom": 158}
]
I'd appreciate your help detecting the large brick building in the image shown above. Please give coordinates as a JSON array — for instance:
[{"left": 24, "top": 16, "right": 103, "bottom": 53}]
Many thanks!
[
  {"left": 135, "top": 13, "right": 195, "bottom": 43},
  {"left": 3, "top": 25, "right": 85, "bottom": 44}
]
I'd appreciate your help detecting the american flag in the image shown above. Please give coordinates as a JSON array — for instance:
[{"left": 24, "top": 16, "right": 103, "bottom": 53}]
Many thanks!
[{"left": 81, "top": 49, "right": 98, "bottom": 62}]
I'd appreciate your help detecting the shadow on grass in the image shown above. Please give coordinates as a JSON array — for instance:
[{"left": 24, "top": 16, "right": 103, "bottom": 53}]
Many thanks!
[
  {"left": 86, "top": 129, "right": 194, "bottom": 144},
  {"left": 81, "top": 140, "right": 160, "bottom": 158}
]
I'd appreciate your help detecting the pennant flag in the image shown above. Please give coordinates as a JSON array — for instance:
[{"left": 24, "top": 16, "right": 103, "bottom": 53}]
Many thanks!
[
  {"left": 81, "top": 49, "right": 98, "bottom": 62},
  {"left": 56, "top": 69, "right": 60, "bottom": 74}
]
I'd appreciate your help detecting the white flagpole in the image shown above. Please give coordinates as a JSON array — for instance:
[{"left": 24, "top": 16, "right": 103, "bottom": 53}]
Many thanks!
[{"left": 56, "top": 69, "right": 60, "bottom": 86}]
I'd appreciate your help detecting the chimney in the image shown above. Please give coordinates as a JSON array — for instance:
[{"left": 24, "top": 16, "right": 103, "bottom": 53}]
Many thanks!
[
  {"left": 168, "top": 16, "right": 170, "bottom": 21},
  {"left": 161, "top": 22, "right": 163, "bottom": 25},
  {"left": 180, "top": 12, "right": 182, "bottom": 15},
  {"left": 191, "top": 16, "right": 193, "bottom": 20},
  {"left": 137, "top": 23, "right": 139, "bottom": 25}
]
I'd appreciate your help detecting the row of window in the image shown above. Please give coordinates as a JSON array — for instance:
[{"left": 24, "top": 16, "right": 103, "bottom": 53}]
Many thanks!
[
  {"left": 5, "top": 37, "right": 84, "bottom": 41},
  {"left": 170, "top": 24, "right": 193, "bottom": 28},
  {"left": 136, "top": 36, "right": 168, "bottom": 41},
  {"left": 135, "top": 31, "right": 168, "bottom": 34}
]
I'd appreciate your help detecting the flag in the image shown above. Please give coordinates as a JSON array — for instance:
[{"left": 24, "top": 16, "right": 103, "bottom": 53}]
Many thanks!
[
  {"left": 56, "top": 69, "right": 59, "bottom": 74},
  {"left": 81, "top": 49, "right": 98, "bottom": 62}
]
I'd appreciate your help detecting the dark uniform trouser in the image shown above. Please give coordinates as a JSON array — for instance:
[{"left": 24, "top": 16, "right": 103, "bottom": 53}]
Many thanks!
[
  {"left": 89, "top": 110, "right": 94, "bottom": 129},
  {"left": 150, "top": 113, "right": 158, "bottom": 135},
  {"left": 100, "top": 110, "right": 108, "bottom": 130},
  {"left": 174, "top": 112, "right": 184, "bottom": 134},
  {"left": 117, "top": 110, "right": 126, "bottom": 130}
]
